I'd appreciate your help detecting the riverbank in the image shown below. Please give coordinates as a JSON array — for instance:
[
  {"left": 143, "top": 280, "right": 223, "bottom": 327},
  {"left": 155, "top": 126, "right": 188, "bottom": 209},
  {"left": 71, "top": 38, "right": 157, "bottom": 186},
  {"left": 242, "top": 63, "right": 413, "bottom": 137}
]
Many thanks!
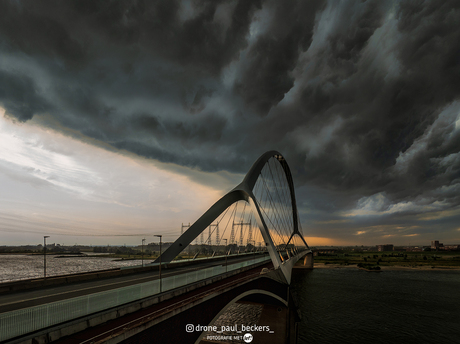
[{"left": 314, "top": 262, "right": 460, "bottom": 271}]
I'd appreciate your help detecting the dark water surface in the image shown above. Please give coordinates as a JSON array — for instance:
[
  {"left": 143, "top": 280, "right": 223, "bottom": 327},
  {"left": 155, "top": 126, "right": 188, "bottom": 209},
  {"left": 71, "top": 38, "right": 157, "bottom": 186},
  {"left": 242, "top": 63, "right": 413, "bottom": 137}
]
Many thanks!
[
  {"left": 291, "top": 268, "right": 460, "bottom": 344},
  {"left": 0, "top": 254, "right": 145, "bottom": 282}
]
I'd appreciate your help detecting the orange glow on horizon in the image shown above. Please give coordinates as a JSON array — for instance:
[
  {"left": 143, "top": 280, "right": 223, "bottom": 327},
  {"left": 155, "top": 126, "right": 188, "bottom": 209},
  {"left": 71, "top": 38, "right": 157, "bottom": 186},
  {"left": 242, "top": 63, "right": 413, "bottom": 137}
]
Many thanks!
[{"left": 304, "top": 236, "right": 351, "bottom": 246}]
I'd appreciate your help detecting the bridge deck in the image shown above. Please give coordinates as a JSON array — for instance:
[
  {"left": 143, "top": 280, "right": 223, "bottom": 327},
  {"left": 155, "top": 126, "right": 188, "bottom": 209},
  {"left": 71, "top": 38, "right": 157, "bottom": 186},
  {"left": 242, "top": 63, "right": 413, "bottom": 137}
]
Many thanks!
[
  {"left": 51, "top": 262, "right": 276, "bottom": 344},
  {"left": 0, "top": 253, "right": 269, "bottom": 314},
  {"left": 1, "top": 253, "right": 273, "bottom": 343}
]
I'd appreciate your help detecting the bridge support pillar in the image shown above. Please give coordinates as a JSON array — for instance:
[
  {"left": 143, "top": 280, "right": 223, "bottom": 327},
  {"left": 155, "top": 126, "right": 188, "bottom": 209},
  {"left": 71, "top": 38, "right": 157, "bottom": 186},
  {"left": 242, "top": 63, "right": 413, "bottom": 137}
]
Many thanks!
[
  {"left": 244, "top": 294, "right": 299, "bottom": 344},
  {"left": 293, "top": 252, "right": 313, "bottom": 269},
  {"left": 304, "top": 252, "right": 314, "bottom": 269}
]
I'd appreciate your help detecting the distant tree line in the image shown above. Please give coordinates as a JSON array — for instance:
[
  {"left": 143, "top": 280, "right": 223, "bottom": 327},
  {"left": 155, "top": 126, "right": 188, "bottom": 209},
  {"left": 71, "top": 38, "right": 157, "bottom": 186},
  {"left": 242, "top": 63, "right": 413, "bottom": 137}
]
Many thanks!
[
  {"left": 0, "top": 245, "right": 81, "bottom": 254},
  {"left": 93, "top": 246, "right": 154, "bottom": 256}
]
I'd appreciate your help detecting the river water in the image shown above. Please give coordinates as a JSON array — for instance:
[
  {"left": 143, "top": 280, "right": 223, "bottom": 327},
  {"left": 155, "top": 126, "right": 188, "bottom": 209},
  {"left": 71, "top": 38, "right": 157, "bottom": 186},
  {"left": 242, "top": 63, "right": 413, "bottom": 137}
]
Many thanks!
[
  {"left": 290, "top": 267, "right": 460, "bottom": 343},
  {"left": 0, "top": 254, "right": 145, "bottom": 283}
]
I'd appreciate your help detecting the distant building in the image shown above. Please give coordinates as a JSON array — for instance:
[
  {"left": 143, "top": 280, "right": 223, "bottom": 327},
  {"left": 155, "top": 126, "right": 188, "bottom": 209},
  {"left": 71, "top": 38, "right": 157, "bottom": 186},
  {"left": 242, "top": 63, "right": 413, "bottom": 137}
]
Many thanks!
[
  {"left": 312, "top": 249, "right": 338, "bottom": 256},
  {"left": 394, "top": 247, "right": 407, "bottom": 252},
  {"left": 430, "top": 241, "right": 459, "bottom": 251},
  {"left": 377, "top": 244, "right": 394, "bottom": 252},
  {"left": 443, "top": 245, "right": 460, "bottom": 250},
  {"left": 408, "top": 247, "right": 423, "bottom": 252}
]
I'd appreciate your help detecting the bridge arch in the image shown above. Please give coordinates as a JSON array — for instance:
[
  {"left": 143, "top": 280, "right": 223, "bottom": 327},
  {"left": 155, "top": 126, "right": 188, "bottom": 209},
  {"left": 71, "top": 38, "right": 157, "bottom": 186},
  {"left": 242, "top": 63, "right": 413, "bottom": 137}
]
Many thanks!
[
  {"left": 155, "top": 151, "right": 310, "bottom": 283},
  {"left": 195, "top": 288, "right": 288, "bottom": 344}
]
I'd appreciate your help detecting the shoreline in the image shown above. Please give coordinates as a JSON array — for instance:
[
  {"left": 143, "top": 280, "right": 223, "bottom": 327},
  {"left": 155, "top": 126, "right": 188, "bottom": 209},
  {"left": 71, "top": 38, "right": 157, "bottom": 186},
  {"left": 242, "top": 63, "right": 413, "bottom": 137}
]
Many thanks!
[{"left": 314, "top": 263, "right": 460, "bottom": 271}]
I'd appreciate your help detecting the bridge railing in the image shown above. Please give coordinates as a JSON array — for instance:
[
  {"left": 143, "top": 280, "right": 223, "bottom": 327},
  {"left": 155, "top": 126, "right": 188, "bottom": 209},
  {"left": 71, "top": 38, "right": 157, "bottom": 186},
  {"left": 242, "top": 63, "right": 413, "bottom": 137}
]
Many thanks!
[{"left": 0, "top": 255, "right": 271, "bottom": 342}]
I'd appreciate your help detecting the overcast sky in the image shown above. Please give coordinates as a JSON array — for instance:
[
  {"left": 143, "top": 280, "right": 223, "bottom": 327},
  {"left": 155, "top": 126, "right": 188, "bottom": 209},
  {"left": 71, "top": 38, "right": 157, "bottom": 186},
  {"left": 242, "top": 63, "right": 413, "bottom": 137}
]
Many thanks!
[{"left": 1, "top": 0, "right": 459, "bottom": 247}]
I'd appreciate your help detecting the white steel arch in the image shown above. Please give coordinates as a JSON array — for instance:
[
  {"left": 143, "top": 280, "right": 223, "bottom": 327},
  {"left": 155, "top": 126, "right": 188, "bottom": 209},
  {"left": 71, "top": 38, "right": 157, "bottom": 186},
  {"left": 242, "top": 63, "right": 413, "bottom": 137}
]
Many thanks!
[{"left": 155, "top": 151, "right": 310, "bottom": 283}]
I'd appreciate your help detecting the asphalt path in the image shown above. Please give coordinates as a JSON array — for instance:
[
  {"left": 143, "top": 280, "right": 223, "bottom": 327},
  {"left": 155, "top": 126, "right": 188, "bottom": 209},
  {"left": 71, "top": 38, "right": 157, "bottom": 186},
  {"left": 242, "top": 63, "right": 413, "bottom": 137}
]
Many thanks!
[{"left": 0, "top": 254, "right": 267, "bottom": 314}]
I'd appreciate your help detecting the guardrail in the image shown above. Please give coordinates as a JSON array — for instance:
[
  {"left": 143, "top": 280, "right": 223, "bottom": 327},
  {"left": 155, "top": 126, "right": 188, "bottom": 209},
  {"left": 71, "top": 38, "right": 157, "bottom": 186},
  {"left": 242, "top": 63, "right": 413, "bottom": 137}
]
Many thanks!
[{"left": 0, "top": 256, "right": 271, "bottom": 342}]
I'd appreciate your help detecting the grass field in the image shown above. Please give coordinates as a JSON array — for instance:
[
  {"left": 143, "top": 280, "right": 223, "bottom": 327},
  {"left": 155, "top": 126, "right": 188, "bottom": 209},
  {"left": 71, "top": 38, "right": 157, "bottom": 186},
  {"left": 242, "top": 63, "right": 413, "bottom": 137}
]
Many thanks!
[{"left": 313, "top": 251, "right": 460, "bottom": 268}]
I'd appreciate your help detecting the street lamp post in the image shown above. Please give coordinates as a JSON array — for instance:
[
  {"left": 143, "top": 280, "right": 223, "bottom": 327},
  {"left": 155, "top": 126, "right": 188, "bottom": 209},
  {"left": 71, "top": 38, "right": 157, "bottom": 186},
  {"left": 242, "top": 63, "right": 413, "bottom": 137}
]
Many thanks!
[
  {"left": 142, "top": 238, "right": 145, "bottom": 267},
  {"left": 223, "top": 238, "right": 228, "bottom": 273},
  {"left": 154, "top": 235, "right": 162, "bottom": 292},
  {"left": 44, "top": 236, "right": 50, "bottom": 279}
]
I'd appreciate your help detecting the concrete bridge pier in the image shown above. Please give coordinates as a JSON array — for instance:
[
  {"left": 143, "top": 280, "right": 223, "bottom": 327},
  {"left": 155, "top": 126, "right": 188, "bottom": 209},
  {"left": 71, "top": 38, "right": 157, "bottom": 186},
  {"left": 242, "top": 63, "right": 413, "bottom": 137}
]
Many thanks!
[
  {"left": 243, "top": 292, "right": 300, "bottom": 344},
  {"left": 293, "top": 252, "right": 314, "bottom": 269}
]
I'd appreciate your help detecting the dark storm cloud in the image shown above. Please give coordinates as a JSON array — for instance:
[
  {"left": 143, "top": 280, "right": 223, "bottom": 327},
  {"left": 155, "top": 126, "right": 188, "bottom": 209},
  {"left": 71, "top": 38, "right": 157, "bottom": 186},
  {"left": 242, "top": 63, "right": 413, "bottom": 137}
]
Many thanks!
[
  {"left": 234, "top": 0, "right": 324, "bottom": 115},
  {"left": 257, "top": 1, "right": 460, "bottom": 208},
  {"left": 1, "top": 0, "right": 460, "bottom": 242},
  {"left": 0, "top": 69, "right": 53, "bottom": 121}
]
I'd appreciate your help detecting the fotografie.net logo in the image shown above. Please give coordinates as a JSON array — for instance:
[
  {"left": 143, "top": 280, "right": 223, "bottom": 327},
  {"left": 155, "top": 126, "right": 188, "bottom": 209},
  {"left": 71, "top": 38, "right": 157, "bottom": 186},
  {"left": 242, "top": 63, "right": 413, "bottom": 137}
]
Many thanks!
[{"left": 243, "top": 333, "right": 253, "bottom": 343}]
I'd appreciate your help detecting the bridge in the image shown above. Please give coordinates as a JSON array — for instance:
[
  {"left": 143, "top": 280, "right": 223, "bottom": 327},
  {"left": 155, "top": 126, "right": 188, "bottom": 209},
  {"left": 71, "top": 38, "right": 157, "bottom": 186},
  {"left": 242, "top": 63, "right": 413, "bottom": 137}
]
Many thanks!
[{"left": 0, "top": 151, "right": 313, "bottom": 344}]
